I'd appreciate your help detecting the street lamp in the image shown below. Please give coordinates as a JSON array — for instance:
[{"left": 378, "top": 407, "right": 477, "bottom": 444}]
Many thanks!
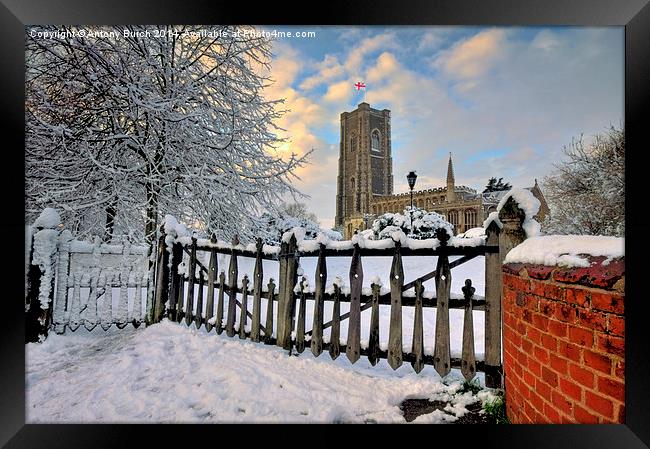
[{"left": 406, "top": 171, "right": 418, "bottom": 236}]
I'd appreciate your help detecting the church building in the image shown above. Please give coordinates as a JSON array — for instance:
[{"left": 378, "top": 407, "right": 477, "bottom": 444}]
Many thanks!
[{"left": 334, "top": 102, "right": 549, "bottom": 239}]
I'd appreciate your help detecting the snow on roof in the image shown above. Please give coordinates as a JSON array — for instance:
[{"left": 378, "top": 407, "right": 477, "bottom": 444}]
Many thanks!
[{"left": 504, "top": 235, "right": 624, "bottom": 268}]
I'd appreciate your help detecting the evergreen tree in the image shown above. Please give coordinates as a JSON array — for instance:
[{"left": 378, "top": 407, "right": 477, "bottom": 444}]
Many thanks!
[{"left": 483, "top": 177, "right": 512, "bottom": 193}]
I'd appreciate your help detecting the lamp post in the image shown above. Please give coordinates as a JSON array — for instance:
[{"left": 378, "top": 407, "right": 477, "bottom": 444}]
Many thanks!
[{"left": 406, "top": 171, "right": 418, "bottom": 236}]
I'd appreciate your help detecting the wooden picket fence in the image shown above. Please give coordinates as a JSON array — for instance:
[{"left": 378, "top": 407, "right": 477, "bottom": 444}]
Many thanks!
[
  {"left": 27, "top": 197, "right": 532, "bottom": 389},
  {"left": 150, "top": 223, "right": 505, "bottom": 387}
]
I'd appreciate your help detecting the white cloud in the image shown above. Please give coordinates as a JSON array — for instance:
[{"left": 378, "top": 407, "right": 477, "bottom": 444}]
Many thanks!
[
  {"left": 344, "top": 32, "right": 398, "bottom": 75},
  {"left": 366, "top": 52, "right": 399, "bottom": 83},
  {"left": 530, "top": 29, "right": 562, "bottom": 52},
  {"left": 434, "top": 29, "right": 509, "bottom": 80},
  {"left": 299, "top": 54, "right": 345, "bottom": 90},
  {"left": 323, "top": 80, "right": 355, "bottom": 103}
]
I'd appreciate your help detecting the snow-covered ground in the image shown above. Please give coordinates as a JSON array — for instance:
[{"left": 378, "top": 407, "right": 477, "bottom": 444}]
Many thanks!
[
  {"left": 26, "top": 320, "right": 495, "bottom": 423},
  {"left": 30, "top": 252, "right": 493, "bottom": 423}
]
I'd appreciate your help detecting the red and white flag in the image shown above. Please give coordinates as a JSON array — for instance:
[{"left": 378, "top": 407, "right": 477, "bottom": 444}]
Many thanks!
[{"left": 354, "top": 81, "right": 366, "bottom": 91}]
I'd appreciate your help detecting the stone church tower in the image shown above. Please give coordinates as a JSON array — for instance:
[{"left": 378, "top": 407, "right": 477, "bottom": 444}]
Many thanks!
[{"left": 334, "top": 102, "right": 393, "bottom": 228}]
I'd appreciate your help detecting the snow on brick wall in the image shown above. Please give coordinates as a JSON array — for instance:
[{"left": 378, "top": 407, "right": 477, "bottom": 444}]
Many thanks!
[
  {"left": 504, "top": 235, "right": 624, "bottom": 268},
  {"left": 501, "top": 257, "right": 624, "bottom": 424}
]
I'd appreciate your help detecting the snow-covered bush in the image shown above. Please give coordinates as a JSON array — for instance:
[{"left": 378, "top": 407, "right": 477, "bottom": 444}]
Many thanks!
[
  {"left": 254, "top": 212, "right": 341, "bottom": 245},
  {"left": 371, "top": 207, "right": 454, "bottom": 240}
]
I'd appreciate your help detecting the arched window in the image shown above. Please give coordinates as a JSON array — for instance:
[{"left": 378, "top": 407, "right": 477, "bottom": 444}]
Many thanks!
[
  {"left": 464, "top": 209, "right": 477, "bottom": 229},
  {"left": 448, "top": 210, "right": 459, "bottom": 227},
  {"left": 371, "top": 130, "right": 381, "bottom": 152},
  {"left": 350, "top": 134, "right": 357, "bottom": 152}
]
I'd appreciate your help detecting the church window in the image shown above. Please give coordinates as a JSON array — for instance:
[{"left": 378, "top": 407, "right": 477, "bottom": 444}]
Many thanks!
[
  {"left": 448, "top": 210, "right": 459, "bottom": 227},
  {"left": 464, "top": 209, "right": 477, "bottom": 229},
  {"left": 350, "top": 134, "right": 357, "bottom": 152},
  {"left": 371, "top": 129, "right": 381, "bottom": 152}
]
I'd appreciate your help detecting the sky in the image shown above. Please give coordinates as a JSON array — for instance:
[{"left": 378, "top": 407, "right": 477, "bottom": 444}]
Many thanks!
[{"left": 260, "top": 26, "right": 624, "bottom": 229}]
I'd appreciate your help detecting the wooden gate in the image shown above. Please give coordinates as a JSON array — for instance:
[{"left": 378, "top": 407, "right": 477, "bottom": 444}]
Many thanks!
[
  {"left": 26, "top": 219, "right": 153, "bottom": 341},
  {"left": 152, "top": 222, "right": 505, "bottom": 387}
]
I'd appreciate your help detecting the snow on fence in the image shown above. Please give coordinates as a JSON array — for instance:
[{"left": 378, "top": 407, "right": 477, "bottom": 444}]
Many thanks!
[
  {"left": 27, "top": 190, "right": 535, "bottom": 388},
  {"left": 149, "top": 198, "right": 536, "bottom": 388},
  {"left": 26, "top": 209, "right": 152, "bottom": 341}
]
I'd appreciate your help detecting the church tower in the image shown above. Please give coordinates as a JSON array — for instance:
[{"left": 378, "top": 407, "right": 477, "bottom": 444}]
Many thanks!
[
  {"left": 446, "top": 153, "right": 456, "bottom": 203},
  {"left": 335, "top": 103, "right": 393, "bottom": 229}
]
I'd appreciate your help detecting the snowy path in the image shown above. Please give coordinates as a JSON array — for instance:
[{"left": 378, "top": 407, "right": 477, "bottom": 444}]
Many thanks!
[{"left": 26, "top": 320, "right": 493, "bottom": 423}]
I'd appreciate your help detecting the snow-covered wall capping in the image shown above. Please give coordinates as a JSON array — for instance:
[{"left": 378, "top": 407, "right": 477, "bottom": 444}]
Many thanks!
[{"left": 504, "top": 235, "right": 624, "bottom": 268}]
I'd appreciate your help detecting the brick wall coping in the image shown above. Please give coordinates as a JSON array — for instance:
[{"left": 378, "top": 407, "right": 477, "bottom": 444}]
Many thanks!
[
  {"left": 503, "top": 235, "right": 624, "bottom": 268},
  {"left": 503, "top": 255, "right": 624, "bottom": 291}
]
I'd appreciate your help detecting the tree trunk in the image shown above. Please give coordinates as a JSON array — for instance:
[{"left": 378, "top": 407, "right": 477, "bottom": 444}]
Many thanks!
[{"left": 104, "top": 197, "right": 117, "bottom": 242}]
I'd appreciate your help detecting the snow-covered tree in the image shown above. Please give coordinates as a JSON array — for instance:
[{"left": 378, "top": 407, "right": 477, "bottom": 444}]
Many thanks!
[
  {"left": 253, "top": 211, "right": 340, "bottom": 245},
  {"left": 371, "top": 207, "right": 454, "bottom": 240},
  {"left": 279, "top": 202, "right": 319, "bottom": 224},
  {"left": 541, "top": 125, "right": 624, "bottom": 236},
  {"left": 25, "top": 26, "right": 310, "bottom": 246}
]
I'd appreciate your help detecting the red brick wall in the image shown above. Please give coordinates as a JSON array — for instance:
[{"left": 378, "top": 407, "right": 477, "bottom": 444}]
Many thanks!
[{"left": 502, "top": 256, "right": 625, "bottom": 424}]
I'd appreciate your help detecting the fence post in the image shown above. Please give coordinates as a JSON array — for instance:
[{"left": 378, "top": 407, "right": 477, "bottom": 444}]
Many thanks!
[
  {"left": 486, "top": 196, "right": 527, "bottom": 388},
  {"left": 152, "top": 224, "right": 170, "bottom": 324},
  {"left": 498, "top": 196, "right": 527, "bottom": 255},
  {"left": 185, "top": 234, "right": 198, "bottom": 327},
  {"left": 276, "top": 234, "right": 298, "bottom": 350},
  {"left": 53, "top": 230, "right": 72, "bottom": 334},
  {"left": 25, "top": 211, "right": 62, "bottom": 343},
  {"left": 387, "top": 238, "right": 404, "bottom": 370},
  {"left": 226, "top": 235, "right": 239, "bottom": 337},
  {"left": 205, "top": 235, "right": 218, "bottom": 333},
  {"left": 311, "top": 243, "right": 327, "bottom": 357},
  {"left": 347, "top": 242, "right": 363, "bottom": 364},
  {"left": 433, "top": 229, "right": 451, "bottom": 377},
  {"left": 167, "top": 242, "right": 183, "bottom": 322},
  {"left": 250, "top": 238, "right": 263, "bottom": 342},
  {"left": 484, "top": 220, "right": 502, "bottom": 388}
]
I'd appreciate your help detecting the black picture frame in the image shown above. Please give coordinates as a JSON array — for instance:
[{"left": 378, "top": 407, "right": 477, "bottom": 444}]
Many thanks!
[{"left": 2, "top": 0, "right": 648, "bottom": 447}]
